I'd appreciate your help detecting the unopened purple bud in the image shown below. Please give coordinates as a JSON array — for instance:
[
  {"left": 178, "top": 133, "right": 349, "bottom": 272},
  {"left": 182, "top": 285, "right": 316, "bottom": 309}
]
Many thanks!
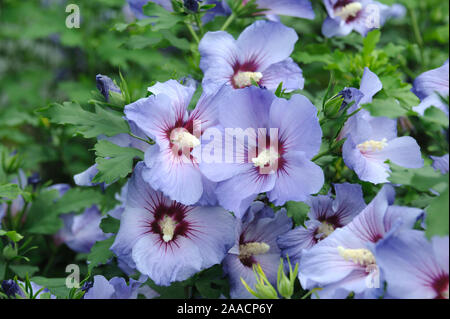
[
  {"left": 184, "top": 0, "right": 201, "bottom": 12},
  {"left": 96, "top": 74, "right": 121, "bottom": 102},
  {"left": 1, "top": 280, "right": 25, "bottom": 298}
]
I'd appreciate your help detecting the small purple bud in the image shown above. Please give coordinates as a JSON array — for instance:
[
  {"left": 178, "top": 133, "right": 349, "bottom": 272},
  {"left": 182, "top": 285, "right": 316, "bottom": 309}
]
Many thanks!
[
  {"left": 27, "top": 172, "right": 41, "bottom": 188},
  {"left": 1, "top": 280, "right": 25, "bottom": 298},
  {"left": 81, "top": 280, "right": 94, "bottom": 292},
  {"left": 184, "top": 0, "right": 201, "bottom": 12},
  {"left": 95, "top": 74, "right": 121, "bottom": 102}
]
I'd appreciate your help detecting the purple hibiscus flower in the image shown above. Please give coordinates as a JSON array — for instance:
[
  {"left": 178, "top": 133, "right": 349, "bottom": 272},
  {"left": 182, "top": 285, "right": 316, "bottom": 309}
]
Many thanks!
[
  {"left": 337, "top": 69, "right": 423, "bottom": 184},
  {"left": 342, "top": 114, "right": 423, "bottom": 183},
  {"left": 222, "top": 201, "right": 292, "bottom": 298},
  {"left": 412, "top": 60, "right": 449, "bottom": 116},
  {"left": 195, "top": 86, "right": 324, "bottom": 218},
  {"left": 338, "top": 67, "right": 386, "bottom": 139},
  {"left": 55, "top": 205, "right": 110, "bottom": 254},
  {"left": 375, "top": 230, "right": 448, "bottom": 299},
  {"left": 337, "top": 68, "right": 423, "bottom": 183},
  {"left": 322, "top": 0, "right": 405, "bottom": 38},
  {"left": 199, "top": 20, "right": 304, "bottom": 94},
  {"left": 111, "top": 162, "right": 236, "bottom": 286},
  {"left": 84, "top": 275, "right": 146, "bottom": 299},
  {"left": 431, "top": 154, "right": 449, "bottom": 174},
  {"left": 124, "top": 79, "right": 221, "bottom": 206},
  {"left": 277, "top": 183, "right": 366, "bottom": 264},
  {"left": 298, "top": 185, "right": 424, "bottom": 298}
]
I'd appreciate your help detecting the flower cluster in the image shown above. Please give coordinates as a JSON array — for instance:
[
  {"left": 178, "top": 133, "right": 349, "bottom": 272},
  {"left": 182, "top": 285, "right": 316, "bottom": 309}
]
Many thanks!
[{"left": 1, "top": 0, "right": 448, "bottom": 301}]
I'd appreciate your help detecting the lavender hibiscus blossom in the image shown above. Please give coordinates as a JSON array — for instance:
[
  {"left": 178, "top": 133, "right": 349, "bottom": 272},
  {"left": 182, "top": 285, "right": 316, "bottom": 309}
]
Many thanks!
[
  {"left": 342, "top": 113, "right": 423, "bottom": 184},
  {"left": 431, "top": 154, "right": 449, "bottom": 174},
  {"left": 339, "top": 69, "right": 423, "bottom": 184},
  {"left": 56, "top": 205, "right": 109, "bottom": 253},
  {"left": 83, "top": 275, "right": 142, "bottom": 299},
  {"left": 374, "top": 230, "right": 449, "bottom": 299},
  {"left": 322, "top": 0, "right": 405, "bottom": 38},
  {"left": 277, "top": 183, "right": 366, "bottom": 264},
  {"left": 412, "top": 60, "right": 449, "bottom": 116},
  {"left": 111, "top": 162, "right": 236, "bottom": 286},
  {"left": 222, "top": 202, "right": 292, "bottom": 298},
  {"left": 199, "top": 20, "right": 304, "bottom": 94},
  {"left": 124, "top": 79, "right": 221, "bottom": 206},
  {"left": 195, "top": 86, "right": 324, "bottom": 218},
  {"left": 298, "top": 185, "right": 424, "bottom": 299}
]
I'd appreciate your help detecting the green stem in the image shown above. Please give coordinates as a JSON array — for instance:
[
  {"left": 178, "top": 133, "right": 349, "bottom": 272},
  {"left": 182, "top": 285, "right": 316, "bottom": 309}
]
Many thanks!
[
  {"left": 194, "top": 14, "right": 204, "bottom": 36},
  {"left": 301, "top": 288, "right": 322, "bottom": 299},
  {"left": 43, "top": 245, "right": 60, "bottom": 277},
  {"left": 220, "top": 12, "right": 236, "bottom": 31},
  {"left": 409, "top": 7, "right": 424, "bottom": 65},
  {"left": 185, "top": 22, "right": 200, "bottom": 44},
  {"left": 14, "top": 202, "right": 28, "bottom": 231}
]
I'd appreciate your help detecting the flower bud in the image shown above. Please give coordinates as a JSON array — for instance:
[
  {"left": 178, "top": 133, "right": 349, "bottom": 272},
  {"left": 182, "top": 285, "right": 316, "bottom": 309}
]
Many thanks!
[
  {"left": 95, "top": 74, "right": 121, "bottom": 102},
  {"left": 184, "top": 0, "right": 200, "bottom": 13},
  {"left": 324, "top": 94, "right": 345, "bottom": 119},
  {"left": 1, "top": 280, "right": 25, "bottom": 298}
]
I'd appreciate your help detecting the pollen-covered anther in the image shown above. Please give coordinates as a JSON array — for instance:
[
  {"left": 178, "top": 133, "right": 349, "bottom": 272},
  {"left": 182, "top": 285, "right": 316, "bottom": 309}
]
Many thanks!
[
  {"left": 159, "top": 215, "right": 177, "bottom": 242},
  {"left": 170, "top": 128, "right": 200, "bottom": 149},
  {"left": 239, "top": 242, "right": 270, "bottom": 258},
  {"left": 233, "top": 71, "right": 263, "bottom": 88},
  {"left": 252, "top": 149, "right": 280, "bottom": 169},
  {"left": 338, "top": 246, "right": 376, "bottom": 267},
  {"left": 317, "top": 222, "right": 335, "bottom": 238},
  {"left": 335, "top": 2, "right": 363, "bottom": 20},
  {"left": 357, "top": 138, "right": 388, "bottom": 152}
]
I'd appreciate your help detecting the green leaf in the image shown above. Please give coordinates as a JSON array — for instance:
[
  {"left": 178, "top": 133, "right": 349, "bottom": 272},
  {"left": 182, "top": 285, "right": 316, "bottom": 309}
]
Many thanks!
[
  {"left": 52, "top": 188, "right": 103, "bottom": 215},
  {"left": 87, "top": 236, "right": 115, "bottom": 271},
  {"left": 38, "top": 102, "right": 129, "bottom": 138},
  {"left": 30, "top": 277, "right": 71, "bottom": 299},
  {"left": 100, "top": 215, "right": 120, "bottom": 234},
  {"left": 422, "top": 106, "right": 449, "bottom": 127},
  {"left": 23, "top": 189, "right": 61, "bottom": 235},
  {"left": 0, "top": 183, "right": 21, "bottom": 199},
  {"left": 9, "top": 264, "right": 39, "bottom": 278},
  {"left": 160, "top": 29, "right": 191, "bottom": 50},
  {"left": 389, "top": 164, "right": 446, "bottom": 192},
  {"left": 142, "top": 2, "right": 182, "bottom": 30},
  {"left": 126, "top": 34, "right": 162, "bottom": 50},
  {"left": 194, "top": 266, "right": 228, "bottom": 299},
  {"left": 0, "top": 230, "right": 24, "bottom": 242},
  {"left": 285, "top": 201, "right": 310, "bottom": 227},
  {"left": 426, "top": 185, "right": 449, "bottom": 238},
  {"left": 92, "top": 140, "right": 144, "bottom": 184},
  {"left": 364, "top": 96, "right": 408, "bottom": 118},
  {"left": 362, "top": 29, "right": 381, "bottom": 62}
]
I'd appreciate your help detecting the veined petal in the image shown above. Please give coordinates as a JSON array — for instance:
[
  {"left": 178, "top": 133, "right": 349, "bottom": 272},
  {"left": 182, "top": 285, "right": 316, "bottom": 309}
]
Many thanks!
[
  {"left": 269, "top": 94, "right": 322, "bottom": 159},
  {"left": 236, "top": 21, "right": 298, "bottom": 71}
]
